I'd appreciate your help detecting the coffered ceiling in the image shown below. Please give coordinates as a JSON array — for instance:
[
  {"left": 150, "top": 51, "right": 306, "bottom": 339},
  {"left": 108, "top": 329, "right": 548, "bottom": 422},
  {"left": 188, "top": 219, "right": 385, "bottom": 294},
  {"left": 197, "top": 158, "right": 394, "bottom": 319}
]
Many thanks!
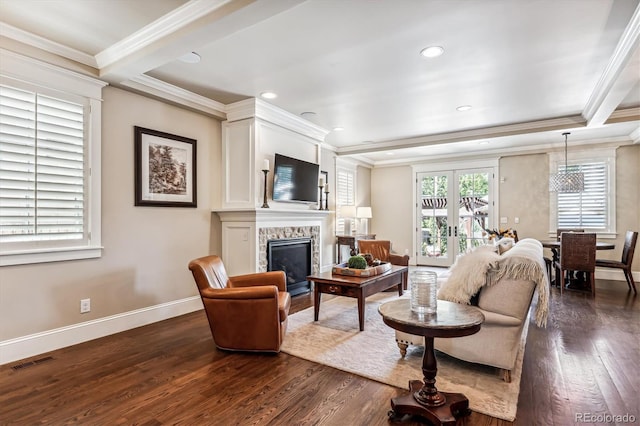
[{"left": 1, "top": 0, "right": 638, "bottom": 164}]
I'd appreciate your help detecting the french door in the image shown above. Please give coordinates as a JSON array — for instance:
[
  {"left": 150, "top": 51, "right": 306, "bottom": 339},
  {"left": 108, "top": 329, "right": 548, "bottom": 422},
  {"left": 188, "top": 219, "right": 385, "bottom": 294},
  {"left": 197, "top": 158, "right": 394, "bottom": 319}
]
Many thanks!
[{"left": 416, "top": 168, "right": 494, "bottom": 267}]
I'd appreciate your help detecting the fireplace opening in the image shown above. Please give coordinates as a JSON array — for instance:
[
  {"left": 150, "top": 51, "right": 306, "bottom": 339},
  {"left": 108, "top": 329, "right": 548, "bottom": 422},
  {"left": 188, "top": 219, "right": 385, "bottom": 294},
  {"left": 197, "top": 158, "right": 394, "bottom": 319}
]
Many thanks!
[{"left": 267, "top": 238, "right": 312, "bottom": 296}]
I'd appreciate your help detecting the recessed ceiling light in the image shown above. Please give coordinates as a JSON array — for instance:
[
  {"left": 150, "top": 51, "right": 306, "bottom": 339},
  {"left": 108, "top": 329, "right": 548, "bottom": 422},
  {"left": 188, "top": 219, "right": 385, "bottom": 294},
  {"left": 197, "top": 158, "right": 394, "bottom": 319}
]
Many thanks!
[
  {"left": 479, "top": 141, "right": 490, "bottom": 145},
  {"left": 260, "top": 91, "right": 277, "bottom": 99},
  {"left": 386, "top": 152, "right": 395, "bottom": 156},
  {"left": 179, "top": 52, "right": 201, "bottom": 64},
  {"left": 420, "top": 46, "right": 444, "bottom": 58},
  {"left": 333, "top": 127, "right": 344, "bottom": 132},
  {"left": 300, "top": 112, "right": 316, "bottom": 117},
  {"left": 456, "top": 105, "right": 472, "bottom": 112}
]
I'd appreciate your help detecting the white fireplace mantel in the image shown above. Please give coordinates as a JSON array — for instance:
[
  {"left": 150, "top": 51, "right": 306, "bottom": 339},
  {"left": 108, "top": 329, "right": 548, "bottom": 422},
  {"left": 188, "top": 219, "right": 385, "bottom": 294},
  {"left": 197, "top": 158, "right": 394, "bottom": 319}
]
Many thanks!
[
  {"left": 215, "top": 208, "right": 331, "bottom": 223},
  {"left": 213, "top": 208, "right": 332, "bottom": 277}
]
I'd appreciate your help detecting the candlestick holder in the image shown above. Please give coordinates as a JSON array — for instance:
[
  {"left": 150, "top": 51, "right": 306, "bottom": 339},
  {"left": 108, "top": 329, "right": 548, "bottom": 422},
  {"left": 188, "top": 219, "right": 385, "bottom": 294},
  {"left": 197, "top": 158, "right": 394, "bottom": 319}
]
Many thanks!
[
  {"left": 324, "top": 187, "right": 329, "bottom": 211},
  {"left": 318, "top": 185, "right": 324, "bottom": 210},
  {"left": 261, "top": 169, "right": 270, "bottom": 208}
]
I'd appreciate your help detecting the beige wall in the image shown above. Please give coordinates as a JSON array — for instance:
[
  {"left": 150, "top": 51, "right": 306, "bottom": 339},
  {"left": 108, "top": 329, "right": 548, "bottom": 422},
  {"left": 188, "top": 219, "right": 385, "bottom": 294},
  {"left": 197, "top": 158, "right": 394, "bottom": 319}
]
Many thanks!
[
  {"left": 371, "top": 144, "right": 640, "bottom": 271},
  {"left": 370, "top": 165, "right": 413, "bottom": 256},
  {"left": 0, "top": 87, "right": 221, "bottom": 341}
]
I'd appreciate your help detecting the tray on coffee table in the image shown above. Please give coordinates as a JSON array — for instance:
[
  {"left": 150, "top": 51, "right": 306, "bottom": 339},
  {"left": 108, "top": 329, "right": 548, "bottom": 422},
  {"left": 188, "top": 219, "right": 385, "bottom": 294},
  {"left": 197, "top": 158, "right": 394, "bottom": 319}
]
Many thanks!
[{"left": 331, "top": 261, "right": 392, "bottom": 277}]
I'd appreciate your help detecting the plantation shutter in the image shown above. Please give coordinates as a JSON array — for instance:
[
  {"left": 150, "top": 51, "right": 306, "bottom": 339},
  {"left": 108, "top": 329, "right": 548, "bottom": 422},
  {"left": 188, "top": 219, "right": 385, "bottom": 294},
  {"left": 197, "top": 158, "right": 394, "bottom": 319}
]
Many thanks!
[
  {"left": 0, "top": 84, "right": 85, "bottom": 244},
  {"left": 336, "top": 168, "right": 355, "bottom": 235},
  {"left": 557, "top": 161, "right": 607, "bottom": 229}
]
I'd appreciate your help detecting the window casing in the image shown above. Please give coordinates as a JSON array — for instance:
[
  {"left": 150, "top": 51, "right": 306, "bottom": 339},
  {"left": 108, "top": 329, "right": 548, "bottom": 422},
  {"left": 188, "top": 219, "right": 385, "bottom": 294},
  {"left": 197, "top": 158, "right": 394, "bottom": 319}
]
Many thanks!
[
  {"left": 0, "top": 50, "right": 104, "bottom": 266},
  {"left": 549, "top": 147, "right": 616, "bottom": 237}
]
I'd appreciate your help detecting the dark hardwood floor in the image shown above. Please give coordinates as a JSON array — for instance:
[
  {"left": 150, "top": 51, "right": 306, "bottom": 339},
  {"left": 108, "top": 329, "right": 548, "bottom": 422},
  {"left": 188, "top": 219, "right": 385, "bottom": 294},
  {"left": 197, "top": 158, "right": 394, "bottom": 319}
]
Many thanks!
[{"left": 1, "top": 279, "right": 638, "bottom": 425}]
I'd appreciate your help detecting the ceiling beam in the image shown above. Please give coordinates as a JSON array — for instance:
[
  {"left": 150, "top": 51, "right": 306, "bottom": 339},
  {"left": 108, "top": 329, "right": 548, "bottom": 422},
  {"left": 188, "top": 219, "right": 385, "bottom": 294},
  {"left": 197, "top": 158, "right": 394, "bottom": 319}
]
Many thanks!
[
  {"left": 582, "top": 3, "right": 640, "bottom": 127},
  {"left": 96, "top": 0, "right": 304, "bottom": 84},
  {"left": 336, "top": 115, "right": 587, "bottom": 156}
]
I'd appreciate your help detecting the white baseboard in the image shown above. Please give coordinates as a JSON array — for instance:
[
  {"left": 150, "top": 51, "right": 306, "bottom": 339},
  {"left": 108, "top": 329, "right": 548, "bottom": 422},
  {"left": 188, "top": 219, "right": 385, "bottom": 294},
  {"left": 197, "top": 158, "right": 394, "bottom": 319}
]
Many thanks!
[
  {"left": 596, "top": 268, "right": 639, "bottom": 282},
  {"left": 0, "top": 296, "right": 203, "bottom": 366}
]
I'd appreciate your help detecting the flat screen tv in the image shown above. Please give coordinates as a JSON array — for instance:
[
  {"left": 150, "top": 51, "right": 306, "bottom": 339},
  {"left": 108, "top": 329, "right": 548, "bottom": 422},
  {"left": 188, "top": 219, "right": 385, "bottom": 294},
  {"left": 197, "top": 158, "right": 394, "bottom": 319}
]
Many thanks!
[{"left": 272, "top": 153, "right": 319, "bottom": 204}]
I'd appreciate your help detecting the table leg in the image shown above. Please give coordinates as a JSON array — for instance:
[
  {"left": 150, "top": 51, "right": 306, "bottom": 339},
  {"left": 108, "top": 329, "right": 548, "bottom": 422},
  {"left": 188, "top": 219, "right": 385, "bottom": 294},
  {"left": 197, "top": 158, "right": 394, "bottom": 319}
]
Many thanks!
[
  {"left": 313, "top": 282, "right": 321, "bottom": 322},
  {"left": 357, "top": 291, "right": 365, "bottom": 331},
  {"left": 389, "top": 337, "right": 471, "bottom": 425},
  {"left": 414, "top": 337, "right": 446, "bottom": 406}
]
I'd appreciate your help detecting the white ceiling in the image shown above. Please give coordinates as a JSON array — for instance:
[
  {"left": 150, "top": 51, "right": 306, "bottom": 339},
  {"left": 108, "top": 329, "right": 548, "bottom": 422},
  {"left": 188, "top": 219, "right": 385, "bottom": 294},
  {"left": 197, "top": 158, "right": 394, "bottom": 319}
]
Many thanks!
[{"left": 1, "top": 0, "right": 639, "bottom": 164}]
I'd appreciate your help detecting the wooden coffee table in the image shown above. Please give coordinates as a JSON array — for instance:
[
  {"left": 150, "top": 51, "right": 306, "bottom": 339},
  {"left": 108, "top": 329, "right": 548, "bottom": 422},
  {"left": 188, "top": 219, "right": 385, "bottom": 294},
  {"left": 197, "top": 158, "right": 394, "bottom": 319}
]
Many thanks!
[
  {"left": 378, "top": 299, "right": 484, "bottom": 425},
  {"left": 307, "top": 265, "right": 407, "bottom": 331}
]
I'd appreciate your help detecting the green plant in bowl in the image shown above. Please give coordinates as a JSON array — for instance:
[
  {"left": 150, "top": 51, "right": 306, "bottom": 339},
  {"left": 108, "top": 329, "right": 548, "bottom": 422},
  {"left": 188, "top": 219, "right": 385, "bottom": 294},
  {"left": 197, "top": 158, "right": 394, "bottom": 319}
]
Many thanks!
[{"left": 347, "top": 255, "right": 368, "bottom": 269}]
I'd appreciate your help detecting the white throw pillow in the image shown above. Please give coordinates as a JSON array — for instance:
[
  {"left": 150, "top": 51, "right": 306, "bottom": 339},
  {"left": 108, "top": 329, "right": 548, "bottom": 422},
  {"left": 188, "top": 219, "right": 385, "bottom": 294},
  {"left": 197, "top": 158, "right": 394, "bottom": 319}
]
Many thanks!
[{"left": 437, "top": 246, "right": 501, "bottom": 304}]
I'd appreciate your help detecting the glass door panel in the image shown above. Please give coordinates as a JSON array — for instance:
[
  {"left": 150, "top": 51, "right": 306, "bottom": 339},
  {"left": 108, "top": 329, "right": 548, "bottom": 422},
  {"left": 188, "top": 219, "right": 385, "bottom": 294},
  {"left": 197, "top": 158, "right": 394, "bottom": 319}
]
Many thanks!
[
  {"left": 457, "top": 171, "right": 490, "bottom": 253},
  {"left": 416, "top": 172, "right": 453, "bottom": 267}
]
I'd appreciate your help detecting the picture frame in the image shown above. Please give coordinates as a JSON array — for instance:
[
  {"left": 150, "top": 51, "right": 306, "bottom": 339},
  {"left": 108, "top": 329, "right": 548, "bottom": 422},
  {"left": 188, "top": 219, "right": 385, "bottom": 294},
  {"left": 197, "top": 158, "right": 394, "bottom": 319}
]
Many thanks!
[{"left": 134, "top": 126, "right": 197, "bottom": 207}]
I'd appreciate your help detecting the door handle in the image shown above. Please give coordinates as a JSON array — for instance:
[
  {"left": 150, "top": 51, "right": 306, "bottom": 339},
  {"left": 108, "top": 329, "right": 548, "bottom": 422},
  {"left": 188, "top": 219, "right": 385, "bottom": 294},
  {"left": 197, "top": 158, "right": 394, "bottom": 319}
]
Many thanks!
[
  {"left": 448, "top": 226, "right": 451, "bottom": 237},
  {"left": 454, "top": 226, "right": 458, "bottom": 237}
]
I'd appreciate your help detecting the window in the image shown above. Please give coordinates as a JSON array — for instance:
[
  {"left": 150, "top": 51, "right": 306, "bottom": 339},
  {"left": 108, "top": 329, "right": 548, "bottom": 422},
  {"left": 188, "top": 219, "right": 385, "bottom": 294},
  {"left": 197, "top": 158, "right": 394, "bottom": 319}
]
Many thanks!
[
  {"left": 336, "top": 166, "right": 355, "bottom": 235},
  {"left": 0, "top": 51, "right": 104, "bottom": 266},
  {"left": 549, "top": 148, "right": 616, "bottom": 236}
]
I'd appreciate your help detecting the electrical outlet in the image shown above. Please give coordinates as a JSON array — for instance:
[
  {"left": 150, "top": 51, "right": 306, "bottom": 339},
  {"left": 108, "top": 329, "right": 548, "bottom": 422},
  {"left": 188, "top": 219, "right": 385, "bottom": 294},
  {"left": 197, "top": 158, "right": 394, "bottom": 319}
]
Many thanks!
[{"left": 80, "top": 298, "right": 91, "bottom": 313}]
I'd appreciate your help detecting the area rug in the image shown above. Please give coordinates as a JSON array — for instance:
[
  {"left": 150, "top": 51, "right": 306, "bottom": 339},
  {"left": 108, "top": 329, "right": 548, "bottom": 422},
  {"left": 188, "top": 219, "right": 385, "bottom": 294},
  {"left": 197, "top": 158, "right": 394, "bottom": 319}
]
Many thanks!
[{"left": 280, "top": 292, "right": 527, "bottom": 422}]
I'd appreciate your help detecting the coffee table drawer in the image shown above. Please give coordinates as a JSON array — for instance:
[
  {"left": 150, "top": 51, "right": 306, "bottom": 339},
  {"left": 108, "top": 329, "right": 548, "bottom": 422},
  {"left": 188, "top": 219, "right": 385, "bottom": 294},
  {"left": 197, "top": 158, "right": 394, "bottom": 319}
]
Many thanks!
[{"left": 317, "top": 282, "right": 358, "bottom": 297}]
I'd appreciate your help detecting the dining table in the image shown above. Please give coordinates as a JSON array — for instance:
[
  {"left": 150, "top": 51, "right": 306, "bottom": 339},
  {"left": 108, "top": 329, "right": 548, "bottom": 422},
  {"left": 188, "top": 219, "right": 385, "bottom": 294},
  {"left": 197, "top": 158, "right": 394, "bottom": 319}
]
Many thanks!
[{"left": 539, "top": 239, "right": 615, "bottom": 289}]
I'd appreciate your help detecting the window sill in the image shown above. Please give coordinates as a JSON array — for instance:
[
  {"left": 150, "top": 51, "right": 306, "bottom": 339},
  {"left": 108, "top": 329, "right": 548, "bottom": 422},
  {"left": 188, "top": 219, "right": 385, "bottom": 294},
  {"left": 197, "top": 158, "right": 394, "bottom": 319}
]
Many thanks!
[{"left": 0, "top": 246, "right": 103, "bottom": 266}]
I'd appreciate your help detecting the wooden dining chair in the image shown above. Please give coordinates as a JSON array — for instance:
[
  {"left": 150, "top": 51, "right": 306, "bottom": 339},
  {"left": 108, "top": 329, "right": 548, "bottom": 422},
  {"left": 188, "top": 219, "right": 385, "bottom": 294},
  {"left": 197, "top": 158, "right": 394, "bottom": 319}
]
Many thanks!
[
  {"left": 545, "top": 229, "right": 585, "bottom": 286},
  {"left": 557, "top": 232, "right": 596, "bottom": 295},
  {"left": 595, "top": 231, "right": 638, "bottom": 294}
]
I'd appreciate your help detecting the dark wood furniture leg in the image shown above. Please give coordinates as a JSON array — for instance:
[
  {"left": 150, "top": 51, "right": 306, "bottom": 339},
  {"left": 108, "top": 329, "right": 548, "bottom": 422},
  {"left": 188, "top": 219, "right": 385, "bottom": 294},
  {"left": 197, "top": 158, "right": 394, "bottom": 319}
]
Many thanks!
[
  {"left": 357, "top": 290, "right": 365, "bottom": 331},
  {"left": 313, "top": 280, "right": 320, "bottom": 321},
  {"left": 389, "top": 337, "right": 471, "bottom": 425}
]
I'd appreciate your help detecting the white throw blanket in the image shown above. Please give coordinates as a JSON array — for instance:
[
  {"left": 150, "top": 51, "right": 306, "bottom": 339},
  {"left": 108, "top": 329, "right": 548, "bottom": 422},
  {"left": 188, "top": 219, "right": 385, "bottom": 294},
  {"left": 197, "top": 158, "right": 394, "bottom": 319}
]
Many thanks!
[{"left": 437, "top": 239, "right": 549, "bottom": 327}]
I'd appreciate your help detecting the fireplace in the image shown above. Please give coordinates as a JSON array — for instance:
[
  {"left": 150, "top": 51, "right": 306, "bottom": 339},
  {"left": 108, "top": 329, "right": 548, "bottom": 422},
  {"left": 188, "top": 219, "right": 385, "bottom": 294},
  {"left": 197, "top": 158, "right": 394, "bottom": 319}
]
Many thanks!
[{"left": 267, "top": 238, "right": 312, "bottom": 296}]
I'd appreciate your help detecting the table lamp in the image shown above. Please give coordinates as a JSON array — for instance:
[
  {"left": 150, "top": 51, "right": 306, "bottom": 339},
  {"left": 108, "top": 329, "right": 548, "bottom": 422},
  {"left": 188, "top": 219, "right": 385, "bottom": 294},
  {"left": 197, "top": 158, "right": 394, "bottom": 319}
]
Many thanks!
[{"left": 357, "top": 206, "right": 372, "bottom": 234}]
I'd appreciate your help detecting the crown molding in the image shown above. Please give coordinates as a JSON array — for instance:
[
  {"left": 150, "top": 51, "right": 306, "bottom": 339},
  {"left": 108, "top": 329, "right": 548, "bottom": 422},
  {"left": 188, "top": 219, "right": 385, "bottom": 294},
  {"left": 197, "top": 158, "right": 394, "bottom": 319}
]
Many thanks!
[
  {"left": 371, "top": 137, "right": 633, "bottom": 168},
  {"left": 337, "top": 115, "right": 586, "bottom": 156},
  {"left": 119, "top": 74, "right": 226, "bottom": 119},
  {"left": 94, "top": 0, "right": 234, "bottom": 69},
  {"left": 226, "top": 98, "right": 330, "bottom": 142},
  {"left": 604, "top": 106, "right": 640, "bottom": 124},
  {"left": 582, "top": 3, "right": 640, "bottom": 125},
  {"left": 0, "top": 22, "right": 98, "bottom": 68},
  {"left": 0, "top": 49, "right": 107, "bottom": 99},
  {"left": 631, "top": 125, "right": 640, "bottom": 144}
]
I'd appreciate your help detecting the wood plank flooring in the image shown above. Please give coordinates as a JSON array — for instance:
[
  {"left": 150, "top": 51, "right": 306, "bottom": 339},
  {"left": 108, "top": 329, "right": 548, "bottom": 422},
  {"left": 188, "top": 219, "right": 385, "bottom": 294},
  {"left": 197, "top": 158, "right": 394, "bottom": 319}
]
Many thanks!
[{"left": 1, "top": 280, "right": 638, "bottom": 425}]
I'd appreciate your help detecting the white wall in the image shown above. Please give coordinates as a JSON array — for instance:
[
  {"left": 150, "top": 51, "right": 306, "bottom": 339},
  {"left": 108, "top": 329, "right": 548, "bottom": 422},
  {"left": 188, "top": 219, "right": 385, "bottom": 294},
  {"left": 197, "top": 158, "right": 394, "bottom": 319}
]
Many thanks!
[{"left": 0, "top": 87, "right": 221, "bottom": 363}]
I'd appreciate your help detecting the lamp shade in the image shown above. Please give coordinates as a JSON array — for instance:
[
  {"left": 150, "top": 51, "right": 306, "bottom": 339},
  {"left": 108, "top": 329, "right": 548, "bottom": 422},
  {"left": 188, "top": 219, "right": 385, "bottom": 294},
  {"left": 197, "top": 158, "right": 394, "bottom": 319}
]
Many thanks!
[
  {"left": 549, "top": 172, "right": 584, "bottom": 193},
  {"left": 549, "top": 131, "right": 584, "bottom": 193},
  {"left": 340, "top": 205, "right": 357, "bottom": 218},
  {"left": 356, "top": 206, "right": 372, "bottom": 219}
]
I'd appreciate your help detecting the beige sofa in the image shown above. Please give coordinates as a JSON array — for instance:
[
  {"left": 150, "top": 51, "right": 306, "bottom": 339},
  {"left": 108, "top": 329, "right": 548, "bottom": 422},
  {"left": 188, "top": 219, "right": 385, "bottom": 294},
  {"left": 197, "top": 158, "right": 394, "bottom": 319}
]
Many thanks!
[{"left": 395, "top": 238, "right": 549, "bottom": 382}]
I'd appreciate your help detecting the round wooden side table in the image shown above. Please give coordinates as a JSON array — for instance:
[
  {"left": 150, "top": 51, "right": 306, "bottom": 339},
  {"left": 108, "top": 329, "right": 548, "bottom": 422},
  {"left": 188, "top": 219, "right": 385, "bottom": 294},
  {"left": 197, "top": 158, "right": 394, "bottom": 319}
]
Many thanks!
[{"left": 378, "top": 299, "right": 484, "bottom": 425}]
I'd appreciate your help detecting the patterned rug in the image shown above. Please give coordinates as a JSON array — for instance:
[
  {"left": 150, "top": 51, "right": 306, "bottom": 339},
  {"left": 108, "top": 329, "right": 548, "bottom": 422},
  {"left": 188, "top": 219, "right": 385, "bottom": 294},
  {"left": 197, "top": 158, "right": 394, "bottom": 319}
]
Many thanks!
[{"left": 280, "top": 292, "right": 527, "bottom": 421}]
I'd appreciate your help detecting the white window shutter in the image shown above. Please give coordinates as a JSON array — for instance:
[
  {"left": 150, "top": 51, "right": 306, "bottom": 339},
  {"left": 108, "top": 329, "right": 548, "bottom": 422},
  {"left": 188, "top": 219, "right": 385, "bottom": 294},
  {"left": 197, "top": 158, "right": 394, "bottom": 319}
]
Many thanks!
[
  {"left": 0, "top": 85, "right": 85, "bottom": 244},
  {"left": 336, "top": 168, "right": 355, "bottom": 235},
  {"left": 556, "top": 161, "right": 608, "bottom": 229}
]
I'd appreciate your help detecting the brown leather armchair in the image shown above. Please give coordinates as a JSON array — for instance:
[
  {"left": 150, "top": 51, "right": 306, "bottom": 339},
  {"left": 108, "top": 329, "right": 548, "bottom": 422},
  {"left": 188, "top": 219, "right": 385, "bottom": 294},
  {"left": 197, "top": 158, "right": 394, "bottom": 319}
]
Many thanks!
[
  {"left": 357, "top": 240, "right": 410, "bottom": 288},
  {"left": 188, "top": 255, "right": 291, "bottom": 353}
]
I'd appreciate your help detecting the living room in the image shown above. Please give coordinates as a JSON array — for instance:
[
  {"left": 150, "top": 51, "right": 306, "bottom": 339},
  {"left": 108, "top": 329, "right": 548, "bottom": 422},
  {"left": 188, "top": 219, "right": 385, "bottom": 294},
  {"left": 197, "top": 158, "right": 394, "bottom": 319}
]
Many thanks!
[{"left": 1, "top": 1, "right": 639, "bottom": 424}]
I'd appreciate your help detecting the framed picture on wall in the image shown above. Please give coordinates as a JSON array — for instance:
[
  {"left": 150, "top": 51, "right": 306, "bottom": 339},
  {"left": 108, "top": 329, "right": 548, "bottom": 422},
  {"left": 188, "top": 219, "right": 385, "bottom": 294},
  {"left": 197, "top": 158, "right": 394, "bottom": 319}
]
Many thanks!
[{"left": 134, "top": 126, "right": 197, "bottom": 207}]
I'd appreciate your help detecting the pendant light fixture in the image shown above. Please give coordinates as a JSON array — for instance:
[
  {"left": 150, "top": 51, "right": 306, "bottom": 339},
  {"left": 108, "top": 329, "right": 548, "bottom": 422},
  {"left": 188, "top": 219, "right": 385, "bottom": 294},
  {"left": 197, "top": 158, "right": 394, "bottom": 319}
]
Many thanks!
[{"left": 549, "top": 132, "right": 584, "bottom": 193}]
